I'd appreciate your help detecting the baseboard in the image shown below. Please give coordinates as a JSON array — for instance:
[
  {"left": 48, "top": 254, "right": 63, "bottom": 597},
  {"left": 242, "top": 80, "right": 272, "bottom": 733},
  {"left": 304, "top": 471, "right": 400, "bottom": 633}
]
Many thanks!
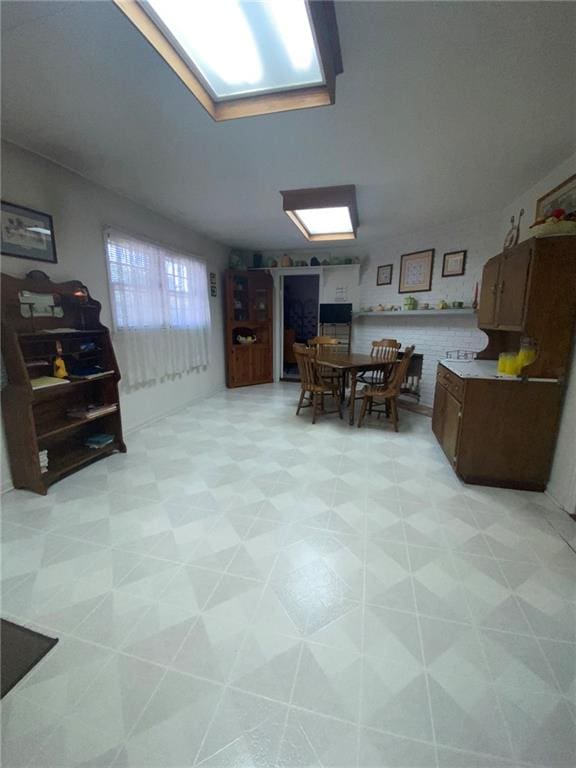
[
  {"left": 123, "top": 386, "right": 225, "bottom": 436},
  {"left": 398, "top": 399, "right": 433, "bottom": 417},
  {"left": 1, "top": 386, "right": 226, "bottom": 496}
]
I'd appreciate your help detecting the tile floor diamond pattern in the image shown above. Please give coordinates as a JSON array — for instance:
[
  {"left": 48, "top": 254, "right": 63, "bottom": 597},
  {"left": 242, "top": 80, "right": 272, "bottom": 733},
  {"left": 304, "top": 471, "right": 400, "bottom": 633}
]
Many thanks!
[{"left": 1, "top": 383, "right": 575, "bottom": 767}]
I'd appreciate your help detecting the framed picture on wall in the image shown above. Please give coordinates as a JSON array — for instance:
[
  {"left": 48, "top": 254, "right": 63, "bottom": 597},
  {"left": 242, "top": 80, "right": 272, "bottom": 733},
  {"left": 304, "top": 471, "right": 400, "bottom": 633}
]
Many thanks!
[
  {"left": 209, "top": 272, "right": 217, "bottom": 297},
  {"left": 398, "top": 249, "right": 434, "bottom": 293},
  {"left": 1, "top": 201, "right": 57, "bottom": 264},
  {"left": 442, "top": 250, "right": 467, "bottom": 277},
  {"left": 377, "top": 264, "right": 393, "bottom": 285},
  {"left": 535, "top": 173, "right": 576, "bottom": 220}
]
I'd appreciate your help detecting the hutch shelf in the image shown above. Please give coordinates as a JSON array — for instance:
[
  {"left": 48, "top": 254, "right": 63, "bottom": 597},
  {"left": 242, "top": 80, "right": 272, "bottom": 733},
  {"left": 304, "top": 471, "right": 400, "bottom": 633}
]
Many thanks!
[{"left": 1, "top": 271, "right": 126, "bottom": 495}]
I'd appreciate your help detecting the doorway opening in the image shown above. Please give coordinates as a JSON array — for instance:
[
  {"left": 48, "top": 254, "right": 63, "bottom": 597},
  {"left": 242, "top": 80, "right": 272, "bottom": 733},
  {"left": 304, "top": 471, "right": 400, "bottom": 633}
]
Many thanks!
[{"left": 282, "top": 274, "right": 320, "bottom": 381}]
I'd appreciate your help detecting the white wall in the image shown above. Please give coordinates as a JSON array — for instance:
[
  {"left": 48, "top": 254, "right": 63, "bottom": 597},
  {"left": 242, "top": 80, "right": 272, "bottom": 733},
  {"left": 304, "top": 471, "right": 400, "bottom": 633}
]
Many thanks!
[
  {"left": 1, "top": 141, "right": 229, "bottom": 491},
  {"left": 500, "top": 152, "right": 576, "bottom": 513}
]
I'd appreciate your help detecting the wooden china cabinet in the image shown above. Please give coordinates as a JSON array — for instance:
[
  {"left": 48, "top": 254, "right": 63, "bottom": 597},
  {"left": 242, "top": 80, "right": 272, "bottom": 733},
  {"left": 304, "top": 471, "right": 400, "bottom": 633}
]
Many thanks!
[
  {"left": 433, "top": 236, "right": 576, "bottom": 491},
  {"left": 225, "top": 270, "right": 273, "bottom": 387}
]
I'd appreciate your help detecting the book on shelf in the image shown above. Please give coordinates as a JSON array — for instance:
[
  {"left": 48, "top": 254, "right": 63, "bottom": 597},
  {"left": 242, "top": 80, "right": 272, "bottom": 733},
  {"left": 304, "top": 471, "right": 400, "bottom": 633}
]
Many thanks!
[
  {"left": 84, "top": 433, "right": 115, "bottom": 449},
  {"left": 30, "top": 376, "right": 71, "bottom": 390},
  {"left": 67, "top": 365, "right": 114, "bottom": 380},
  {"left": 67, "top": 403, "right": 118, "bottom": 420}
]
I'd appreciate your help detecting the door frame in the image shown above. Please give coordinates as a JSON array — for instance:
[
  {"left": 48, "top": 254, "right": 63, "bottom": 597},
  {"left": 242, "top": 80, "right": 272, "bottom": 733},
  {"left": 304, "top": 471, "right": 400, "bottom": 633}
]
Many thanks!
[{"left": 271, "top": 268, "right": 322, "bottom": 382}]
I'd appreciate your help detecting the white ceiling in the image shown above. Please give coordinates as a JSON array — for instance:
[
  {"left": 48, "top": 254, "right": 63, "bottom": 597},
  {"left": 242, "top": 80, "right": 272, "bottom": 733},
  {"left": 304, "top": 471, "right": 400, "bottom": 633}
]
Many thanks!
[{"left": 2, "top": 1, "right": 575, "bottom": 250}]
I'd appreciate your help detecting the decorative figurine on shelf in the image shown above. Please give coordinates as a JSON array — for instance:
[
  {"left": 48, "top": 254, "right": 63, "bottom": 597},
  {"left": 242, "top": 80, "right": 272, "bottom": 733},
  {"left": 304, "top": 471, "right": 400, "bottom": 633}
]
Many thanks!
[
  {"left": 310, "top": 256, "right": 320, "bottom": 266},
  {"left": 53, "top": 340, "right": 68, "bottom": 378},
  {"left": 280, "top": 253, "right": 293, "bottom": 267},
  {"left": 53, "top": 355, "right": 68, "bottom": 378},
  {"left": 503, "top": 208, "right": 524, "bottom": 249},
  {"left": 529, "top": 207, "right": 576, "bottom": 237}
]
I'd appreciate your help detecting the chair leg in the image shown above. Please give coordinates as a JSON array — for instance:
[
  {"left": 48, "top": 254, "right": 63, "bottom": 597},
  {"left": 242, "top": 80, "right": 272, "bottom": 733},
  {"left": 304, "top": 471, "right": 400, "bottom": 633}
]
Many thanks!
[
  {"left": 296, "top": 388, "right": 306, "bottom": 415},
  {"left": 391, "top": 398, "right": 399, "bottom": 432},
  {"left": 358, "top": 395, "right": 369, "bottom": 427},
  {"left": 312, "top": 393, "right": 319, "bottom": 424}
]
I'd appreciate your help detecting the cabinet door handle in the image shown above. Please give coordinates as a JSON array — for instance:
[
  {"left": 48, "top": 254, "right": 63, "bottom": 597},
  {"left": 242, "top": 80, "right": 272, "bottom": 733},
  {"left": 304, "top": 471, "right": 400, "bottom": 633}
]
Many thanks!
[{"left": 499, "top": 280, "right": 505, "bottom": 294}]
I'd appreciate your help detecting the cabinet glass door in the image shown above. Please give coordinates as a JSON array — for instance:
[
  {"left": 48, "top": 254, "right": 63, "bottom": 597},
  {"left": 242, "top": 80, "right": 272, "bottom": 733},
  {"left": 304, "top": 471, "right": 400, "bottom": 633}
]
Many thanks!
[
  {"left": 232, "top": 276, "right": 249, "bottom": 322},
  {"left": 253, "top": 287, "right": 270, "bottom": 323}
]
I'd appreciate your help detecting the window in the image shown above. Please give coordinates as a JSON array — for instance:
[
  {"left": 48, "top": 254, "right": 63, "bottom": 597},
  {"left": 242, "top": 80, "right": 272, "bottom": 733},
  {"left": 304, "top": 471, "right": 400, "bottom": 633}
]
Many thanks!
[
  {"left": 112, "top": 0, "right": 343, "bottom": 121},
  {"left": 106, "top": 230, "right": 210, "bottom": 331},
  {"left": 105, "top": 230, "right": 211, "bottom": 387}
]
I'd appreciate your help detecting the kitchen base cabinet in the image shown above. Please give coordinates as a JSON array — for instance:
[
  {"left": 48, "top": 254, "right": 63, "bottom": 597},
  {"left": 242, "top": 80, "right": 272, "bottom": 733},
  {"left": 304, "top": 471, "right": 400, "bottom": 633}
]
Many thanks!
[{"left": 433, "top": 363, "right": 564, "bottom": 491}]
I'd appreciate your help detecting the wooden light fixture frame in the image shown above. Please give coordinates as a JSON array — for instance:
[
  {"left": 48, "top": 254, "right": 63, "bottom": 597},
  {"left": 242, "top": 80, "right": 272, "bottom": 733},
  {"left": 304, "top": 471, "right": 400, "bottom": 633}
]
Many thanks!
[
  {"left": 112, "top": 0, "right": 343, "bottom": 122},
  {"left": 280, "top": 185, "right": 359, "bottom": 242}
]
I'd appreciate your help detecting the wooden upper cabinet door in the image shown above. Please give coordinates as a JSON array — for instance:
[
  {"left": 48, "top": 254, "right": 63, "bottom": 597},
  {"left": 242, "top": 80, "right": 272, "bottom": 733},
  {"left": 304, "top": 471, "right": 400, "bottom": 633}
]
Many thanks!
[
  {"left": 477, "top": 256, "right": 500, "bottom": 328},
  {"left": 495, "top": 242, "right": 532, "bottom": 330}
]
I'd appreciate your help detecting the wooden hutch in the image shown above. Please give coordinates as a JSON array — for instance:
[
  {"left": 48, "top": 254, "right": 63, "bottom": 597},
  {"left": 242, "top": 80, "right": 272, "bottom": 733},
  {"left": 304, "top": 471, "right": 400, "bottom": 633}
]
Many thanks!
[
  {"left": 432, "top": 236, "right": 576, "bottom": 491},
  {"left": 1, "top": 271, "right": 126, "bottom": 495},
  {"left": 225, "top": 270, "right": 273, "bottom": 387}
]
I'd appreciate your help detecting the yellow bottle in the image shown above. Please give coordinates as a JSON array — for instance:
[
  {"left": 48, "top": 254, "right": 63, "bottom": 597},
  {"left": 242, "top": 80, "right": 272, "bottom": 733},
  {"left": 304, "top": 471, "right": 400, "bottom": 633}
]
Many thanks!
[{"left": 517, "top": 338, "right": 537, "bottom": 371}]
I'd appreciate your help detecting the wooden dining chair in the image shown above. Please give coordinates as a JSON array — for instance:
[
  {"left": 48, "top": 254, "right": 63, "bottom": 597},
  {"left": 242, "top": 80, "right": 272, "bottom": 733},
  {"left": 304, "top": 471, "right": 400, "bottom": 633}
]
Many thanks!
[
  {"left": 357, "top": 346, "right": 415, "bottom": 431},
  {"left": 293, "top": 343, "right": 342, "bottom": 424},
  {"left": 308, "top": 336, "right": 343, "bottom": 384},
  {"left": 356, "top": 339, "right": 401, "bottom": 387}
]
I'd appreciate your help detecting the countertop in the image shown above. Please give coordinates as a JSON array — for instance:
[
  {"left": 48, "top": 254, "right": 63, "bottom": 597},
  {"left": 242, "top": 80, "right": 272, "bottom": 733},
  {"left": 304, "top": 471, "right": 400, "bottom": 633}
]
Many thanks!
[{"left": 439, "top": 359, "right": 558, "bottom": 383}]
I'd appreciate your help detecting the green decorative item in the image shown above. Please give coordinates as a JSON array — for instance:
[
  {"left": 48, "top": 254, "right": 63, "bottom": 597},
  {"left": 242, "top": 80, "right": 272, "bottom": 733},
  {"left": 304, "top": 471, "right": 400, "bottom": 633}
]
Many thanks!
[
  {"left": 403, "top": 296, "right": 417, "bottom": 311},
  {"left": 229, "top": 251, "right": 245, "bottom": 270}
]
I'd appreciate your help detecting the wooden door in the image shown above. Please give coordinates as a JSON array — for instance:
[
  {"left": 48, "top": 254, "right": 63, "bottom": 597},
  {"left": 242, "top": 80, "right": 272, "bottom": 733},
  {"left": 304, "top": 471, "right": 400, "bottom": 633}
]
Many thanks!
[
  {"left": 228, "top": 346, "right": 251, "bottom": 387},
  {"left": 441, "top": 389, "right": 461, "bottom": 467},
  {"left": 250, "top": 345, "right": 273, "bottom": 384},
  {"left": 478, "top": 256, "right": 500, "bottom": 328},
  {"left": 495, "top": 242, "right": 532, "bottom": 329}
]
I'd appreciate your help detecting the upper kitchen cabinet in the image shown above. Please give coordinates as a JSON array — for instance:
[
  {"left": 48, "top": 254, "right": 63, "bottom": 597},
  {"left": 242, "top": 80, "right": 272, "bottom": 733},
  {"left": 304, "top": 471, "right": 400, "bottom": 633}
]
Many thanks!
[{"left": 477, "top": 237, "right": 576, "bottom": 379}]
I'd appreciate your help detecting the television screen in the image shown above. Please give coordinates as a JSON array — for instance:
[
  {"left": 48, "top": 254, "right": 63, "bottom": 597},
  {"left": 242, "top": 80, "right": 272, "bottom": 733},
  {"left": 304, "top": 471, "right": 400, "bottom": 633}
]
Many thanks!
[{"left": 319, "top": 303, "right": 352, "bottom": 323}]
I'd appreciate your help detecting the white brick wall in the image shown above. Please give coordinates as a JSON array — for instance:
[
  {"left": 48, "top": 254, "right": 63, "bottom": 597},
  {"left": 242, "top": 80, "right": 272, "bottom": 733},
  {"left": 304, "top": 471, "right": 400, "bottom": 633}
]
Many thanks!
[{"left": 352, "top": 314, "right": 487, "bottom": 407}]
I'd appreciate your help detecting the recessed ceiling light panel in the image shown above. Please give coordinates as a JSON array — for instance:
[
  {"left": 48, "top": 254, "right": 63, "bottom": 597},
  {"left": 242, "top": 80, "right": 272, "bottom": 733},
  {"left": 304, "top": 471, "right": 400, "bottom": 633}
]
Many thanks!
[
  {"left": 113, "top": 0, "right": 343, "bottom": 121},
  {"left": 281, "top": 186, "right": 358, "bottom": 241}
]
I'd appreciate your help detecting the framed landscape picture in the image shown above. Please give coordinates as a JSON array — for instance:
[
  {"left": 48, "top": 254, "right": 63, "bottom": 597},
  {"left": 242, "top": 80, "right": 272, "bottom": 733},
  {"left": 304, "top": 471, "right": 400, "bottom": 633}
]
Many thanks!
[
  {"left": 377, "top": 264, "right": 393, "bottom": 285},
  {"left": 398, "top": 249, "right": 434, "bottom": 293},
  {"left": 1, "top": 201, "right": 57, "bottom": 263},
  {"left": 442, "top": 250, "right": 467, "bottom": 277},
  {"left": 535, "top": 174, "right": 576, "bottom": 220}
]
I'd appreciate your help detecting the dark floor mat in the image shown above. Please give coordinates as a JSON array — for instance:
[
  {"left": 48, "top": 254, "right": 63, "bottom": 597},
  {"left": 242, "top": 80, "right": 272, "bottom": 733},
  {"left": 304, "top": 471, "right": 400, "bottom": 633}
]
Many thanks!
[{"left": 1, "top": 619, "right": 58, "bottom": 697}]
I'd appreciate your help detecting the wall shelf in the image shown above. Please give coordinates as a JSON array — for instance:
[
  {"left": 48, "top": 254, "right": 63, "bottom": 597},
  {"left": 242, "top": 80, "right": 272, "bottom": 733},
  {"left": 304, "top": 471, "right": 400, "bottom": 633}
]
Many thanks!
[
  {"left": 248, "top": 264, "right": 360, "bottom": 272},
  {"left": 355, "top": 309, "right": 476, "bottom": 318}
]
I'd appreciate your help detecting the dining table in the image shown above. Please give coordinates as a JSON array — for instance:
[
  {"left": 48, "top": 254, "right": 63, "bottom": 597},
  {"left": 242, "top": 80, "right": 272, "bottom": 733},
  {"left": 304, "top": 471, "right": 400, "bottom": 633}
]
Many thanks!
[{"left": 316, "top": 351, "right": 399, "bottom": 425}]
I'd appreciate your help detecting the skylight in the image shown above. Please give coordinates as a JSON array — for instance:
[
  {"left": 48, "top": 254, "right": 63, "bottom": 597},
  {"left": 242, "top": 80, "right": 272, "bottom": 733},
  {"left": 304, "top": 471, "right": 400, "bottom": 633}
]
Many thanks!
[
  {"left": 145, "top": 0, "right": 323, "bottom": 99},
  {"left": 281, "top": 186, "right": 359, "bottom": 241},
  {"left": 113, "top": 0, "right": 343, "bottom": 121},
  {"left": 294, "top": 207, "right": 354, "bottom": 236}
]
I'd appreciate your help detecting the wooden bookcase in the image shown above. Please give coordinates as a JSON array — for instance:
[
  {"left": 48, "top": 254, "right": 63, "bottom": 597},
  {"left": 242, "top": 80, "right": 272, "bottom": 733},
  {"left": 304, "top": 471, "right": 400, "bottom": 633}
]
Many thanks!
[
  {"left": 225, "top": 270, "right": 273, "bottom": 387},
  {"left": 1, "top": 270, "right": 126, "bottom": 495}
]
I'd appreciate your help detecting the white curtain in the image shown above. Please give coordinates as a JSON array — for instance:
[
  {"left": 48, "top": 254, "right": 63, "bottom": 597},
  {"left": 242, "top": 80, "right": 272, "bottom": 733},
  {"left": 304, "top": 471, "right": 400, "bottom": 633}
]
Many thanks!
[{"left": 106, "top": 230, "right": 211, "bottom": 388}]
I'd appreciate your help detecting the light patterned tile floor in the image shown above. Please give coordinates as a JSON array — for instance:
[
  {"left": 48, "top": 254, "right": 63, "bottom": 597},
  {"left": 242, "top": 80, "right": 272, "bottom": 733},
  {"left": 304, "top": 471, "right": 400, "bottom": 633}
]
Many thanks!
[{"left": 1, "top": 383, "right": 575, "bottom": 768}]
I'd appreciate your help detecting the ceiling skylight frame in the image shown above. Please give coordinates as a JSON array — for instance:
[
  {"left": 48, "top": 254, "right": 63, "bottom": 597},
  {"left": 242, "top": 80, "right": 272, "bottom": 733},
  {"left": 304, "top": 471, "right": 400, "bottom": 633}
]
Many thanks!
[
  {"left": 112, "top": 0, "right": 343, "bottom": 121},
  {"left": 280, "top": 185, "right": 359, "bottom": 242}
]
